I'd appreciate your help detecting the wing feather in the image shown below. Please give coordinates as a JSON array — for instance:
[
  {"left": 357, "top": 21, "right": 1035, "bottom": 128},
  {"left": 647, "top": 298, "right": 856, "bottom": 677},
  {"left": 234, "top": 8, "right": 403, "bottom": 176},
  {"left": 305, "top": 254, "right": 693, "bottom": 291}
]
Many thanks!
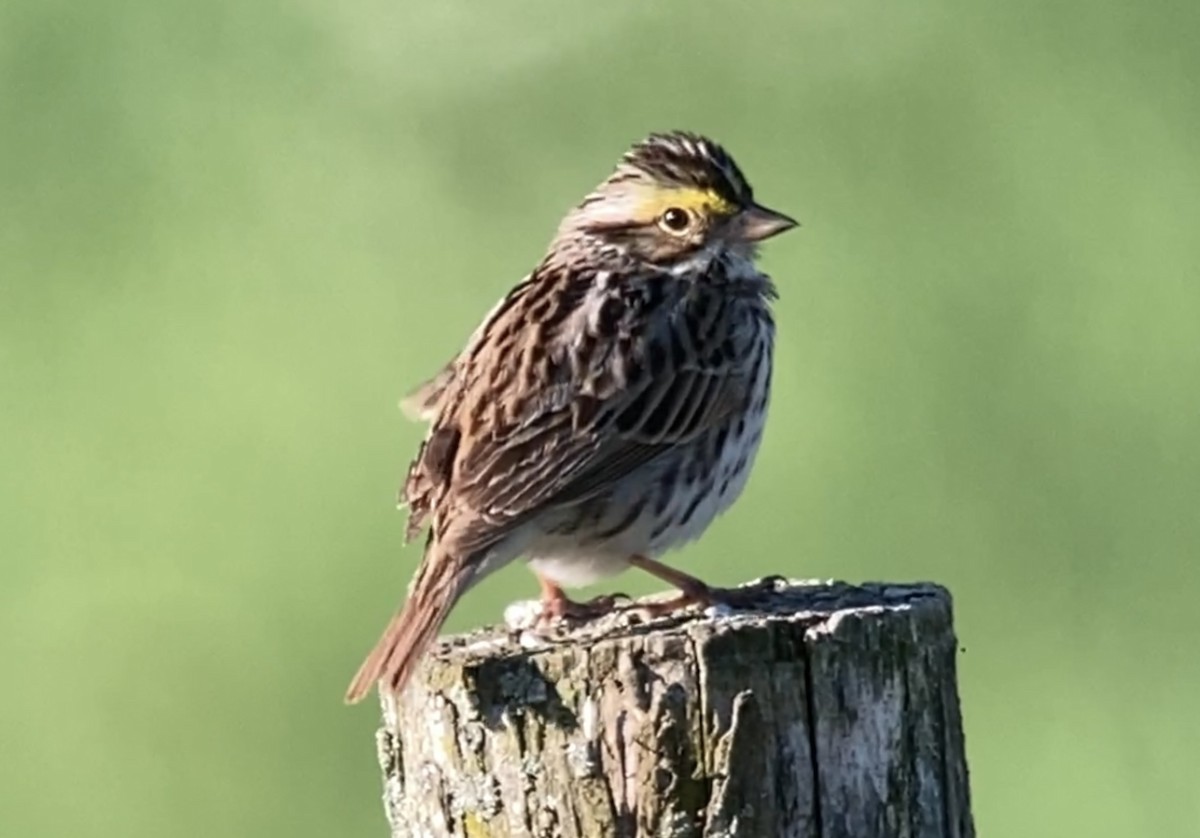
[{"left": 403, "top": 260, "right": 766, "bottom": 557}]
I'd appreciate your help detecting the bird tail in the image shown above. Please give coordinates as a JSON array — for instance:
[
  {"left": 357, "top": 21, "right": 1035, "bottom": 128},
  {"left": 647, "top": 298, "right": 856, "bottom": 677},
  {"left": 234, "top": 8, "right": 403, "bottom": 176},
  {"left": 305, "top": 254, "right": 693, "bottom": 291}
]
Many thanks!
[{"left": 344, "top": 545, "right": 469, "bottom": 704}]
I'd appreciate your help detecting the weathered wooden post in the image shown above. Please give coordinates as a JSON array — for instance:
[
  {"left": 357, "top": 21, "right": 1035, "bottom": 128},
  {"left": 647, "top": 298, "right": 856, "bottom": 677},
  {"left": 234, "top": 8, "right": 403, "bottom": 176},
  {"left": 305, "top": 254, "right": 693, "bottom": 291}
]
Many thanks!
[{"left": 370, "top": 578, "right": 973, "bottom": 837}]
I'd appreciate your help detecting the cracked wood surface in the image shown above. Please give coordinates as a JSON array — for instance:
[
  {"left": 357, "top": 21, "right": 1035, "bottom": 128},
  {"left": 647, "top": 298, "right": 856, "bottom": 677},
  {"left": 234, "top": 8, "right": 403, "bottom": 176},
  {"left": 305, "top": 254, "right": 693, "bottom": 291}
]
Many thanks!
[{"left": 371, "top": 578, "right": 973, "bottom": 838}]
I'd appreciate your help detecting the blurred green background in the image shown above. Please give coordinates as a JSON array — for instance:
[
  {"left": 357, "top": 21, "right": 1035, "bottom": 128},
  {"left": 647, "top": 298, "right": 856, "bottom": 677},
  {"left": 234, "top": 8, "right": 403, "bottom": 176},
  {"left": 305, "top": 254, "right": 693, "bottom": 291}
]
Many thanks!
[{"left": 3, "top": 1, "right": 1198, "bottom": 835}]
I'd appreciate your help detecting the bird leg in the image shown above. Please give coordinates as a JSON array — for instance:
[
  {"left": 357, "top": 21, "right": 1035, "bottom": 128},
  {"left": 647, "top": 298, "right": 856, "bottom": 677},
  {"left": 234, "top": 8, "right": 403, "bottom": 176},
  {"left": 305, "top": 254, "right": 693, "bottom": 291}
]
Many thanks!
[
  {"left": 627, "top": 554, "right": 769, "bottom": 617},
  {"left": 536, "top": 576, "right": 627, "bottom": 627}
]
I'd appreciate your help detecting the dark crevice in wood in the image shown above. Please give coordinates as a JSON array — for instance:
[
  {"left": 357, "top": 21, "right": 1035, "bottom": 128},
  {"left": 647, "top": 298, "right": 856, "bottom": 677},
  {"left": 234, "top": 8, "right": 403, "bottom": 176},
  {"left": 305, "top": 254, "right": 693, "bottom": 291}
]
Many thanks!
[
  {"left": 801, "top": 627, "right": 825, "bottom": 838},
  {"left": 686, "top": 630, "right": 712, "bottom": 836}
]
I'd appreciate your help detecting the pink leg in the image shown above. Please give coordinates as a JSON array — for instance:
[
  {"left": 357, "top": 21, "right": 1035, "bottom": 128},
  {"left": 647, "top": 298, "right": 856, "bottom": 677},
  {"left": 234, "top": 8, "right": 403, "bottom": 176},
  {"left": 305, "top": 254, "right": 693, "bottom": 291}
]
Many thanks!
[
  {"left": 626, "top": 555, "right": 776, "bottom": 617},
  {"left": 536, "top": 575, "right": 627, "bottom": 626}
]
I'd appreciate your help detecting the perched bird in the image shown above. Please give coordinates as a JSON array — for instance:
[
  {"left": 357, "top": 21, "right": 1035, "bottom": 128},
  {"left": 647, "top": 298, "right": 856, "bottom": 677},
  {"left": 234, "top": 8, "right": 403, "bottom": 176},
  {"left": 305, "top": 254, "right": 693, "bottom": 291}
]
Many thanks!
[{"left": 345, "top": 131, "right": 797, "bottom": 704}]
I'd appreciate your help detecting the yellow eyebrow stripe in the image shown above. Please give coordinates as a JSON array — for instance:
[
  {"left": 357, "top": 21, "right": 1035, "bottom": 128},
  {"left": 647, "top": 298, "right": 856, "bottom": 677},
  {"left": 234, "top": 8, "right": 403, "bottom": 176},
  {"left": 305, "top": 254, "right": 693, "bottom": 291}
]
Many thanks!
[{"left": 637, "top": 187, "right": 738, "bottom": 220}]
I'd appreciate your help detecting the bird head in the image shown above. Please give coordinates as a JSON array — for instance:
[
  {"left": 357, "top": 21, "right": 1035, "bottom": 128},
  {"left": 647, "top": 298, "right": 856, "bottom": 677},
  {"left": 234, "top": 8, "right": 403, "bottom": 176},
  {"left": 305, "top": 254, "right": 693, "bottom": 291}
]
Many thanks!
[{"left": 555, "top": 131, "right": 797, "bottom": 268}]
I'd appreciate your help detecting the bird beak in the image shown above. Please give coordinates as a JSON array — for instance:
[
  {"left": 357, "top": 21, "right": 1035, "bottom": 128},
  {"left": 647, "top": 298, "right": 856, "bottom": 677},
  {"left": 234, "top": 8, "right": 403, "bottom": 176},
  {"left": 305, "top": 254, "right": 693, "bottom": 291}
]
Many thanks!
[{"left": 732, "top": 203, "right": 799, "bottom": 242}]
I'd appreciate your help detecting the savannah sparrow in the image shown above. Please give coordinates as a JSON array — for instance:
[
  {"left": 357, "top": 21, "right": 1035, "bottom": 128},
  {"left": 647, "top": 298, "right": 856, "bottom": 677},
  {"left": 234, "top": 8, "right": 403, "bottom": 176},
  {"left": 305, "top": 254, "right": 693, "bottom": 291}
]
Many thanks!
[{"left": 345, "top": 131, "right": 797, "bottom": 704}]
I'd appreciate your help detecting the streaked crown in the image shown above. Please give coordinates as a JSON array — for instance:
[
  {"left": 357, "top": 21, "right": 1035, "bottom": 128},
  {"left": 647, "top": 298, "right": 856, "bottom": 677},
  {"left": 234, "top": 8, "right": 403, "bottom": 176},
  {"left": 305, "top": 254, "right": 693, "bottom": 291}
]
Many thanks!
[{"left": 614, "top": 131, "right": 755, "bottom": 209}]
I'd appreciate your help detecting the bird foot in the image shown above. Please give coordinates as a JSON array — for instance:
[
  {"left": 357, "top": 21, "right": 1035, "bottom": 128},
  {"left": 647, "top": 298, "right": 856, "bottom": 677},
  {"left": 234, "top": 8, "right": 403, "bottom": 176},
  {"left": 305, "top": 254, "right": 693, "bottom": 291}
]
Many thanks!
[
  {"left": 632, "top": 577, "right": 783, "bottom": 620},
  {"left": 629, "top": 584, "right": 715, "bottom": 619},
  {"left": 536, "top": 592, "right": 631, "bottom": 628}
]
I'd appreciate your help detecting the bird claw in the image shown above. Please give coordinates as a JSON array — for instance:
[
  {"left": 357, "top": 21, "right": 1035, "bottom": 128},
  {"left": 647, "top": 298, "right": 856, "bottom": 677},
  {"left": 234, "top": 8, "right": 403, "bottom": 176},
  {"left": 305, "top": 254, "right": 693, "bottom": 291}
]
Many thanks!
[
  {"left": 755, "top": 574, "right": 789, "bottom": 590},
  {"left": 536, "top": 592, "right": 628, "bottom": 628},
  {"left": 631, "top": 581, "right": 775, "bottom": 621}
]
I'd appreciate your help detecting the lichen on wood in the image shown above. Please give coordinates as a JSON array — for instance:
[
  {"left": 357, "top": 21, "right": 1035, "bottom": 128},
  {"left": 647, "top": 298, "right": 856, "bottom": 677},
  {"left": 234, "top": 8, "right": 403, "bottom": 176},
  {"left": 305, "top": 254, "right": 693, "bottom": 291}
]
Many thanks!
[{"left": 372, "top": 578, "right": 973, "bottom": 838}]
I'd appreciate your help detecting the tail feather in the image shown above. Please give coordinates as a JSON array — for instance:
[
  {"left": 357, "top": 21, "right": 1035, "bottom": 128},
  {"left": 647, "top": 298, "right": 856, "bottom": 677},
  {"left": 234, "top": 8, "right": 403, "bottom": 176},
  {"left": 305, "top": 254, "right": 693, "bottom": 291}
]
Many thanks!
[{"left": 344, "top": 553, "right": 466, "bottom": 704}]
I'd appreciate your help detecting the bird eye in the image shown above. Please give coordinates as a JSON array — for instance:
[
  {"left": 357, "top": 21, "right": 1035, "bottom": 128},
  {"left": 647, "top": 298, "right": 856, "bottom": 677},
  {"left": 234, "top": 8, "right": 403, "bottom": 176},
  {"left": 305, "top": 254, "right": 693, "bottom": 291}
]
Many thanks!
[{"left": 660, "top": 207, "right": 691, "bottom": 233}]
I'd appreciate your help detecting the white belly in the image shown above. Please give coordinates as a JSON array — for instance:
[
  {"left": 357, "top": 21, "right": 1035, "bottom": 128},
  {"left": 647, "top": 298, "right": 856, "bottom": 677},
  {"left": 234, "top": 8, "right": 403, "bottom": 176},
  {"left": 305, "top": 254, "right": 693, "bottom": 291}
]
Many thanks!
[{"left": 526, "top": 551, "right": 634, "bottom": 588}]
